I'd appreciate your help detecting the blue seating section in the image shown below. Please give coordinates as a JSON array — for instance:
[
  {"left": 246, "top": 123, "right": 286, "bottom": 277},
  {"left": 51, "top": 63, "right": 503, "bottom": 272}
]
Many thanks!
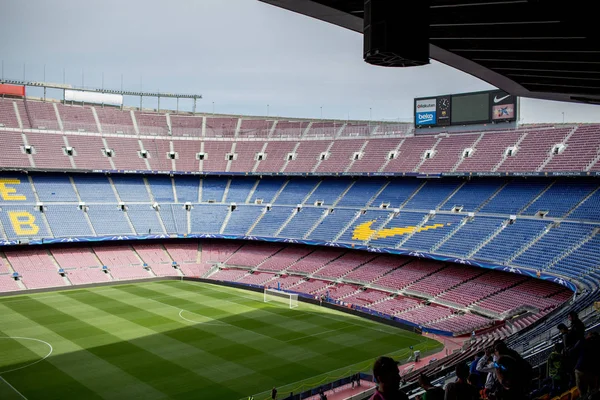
[
  {"left": 159, "top": 204, "right": 188, "bottom": 234},
  {"left": 278, "top": 207, "right": 325, "bottom": 239},
  {"left": 308, "top": 209, "right": 357, "bottom": 242},
  {"left": 44, "top": 205, "right": 93, "bottom": 237},
  {"left": 442, "top": 180, "right": 505, "bottom": 212},
  {"left": 513, "top": 223, "right": 594, "bottom": 269},
  {"left": 201, "top": 177, "right": 228, "bottom": 202},
  {"left": 0, "top": 205, "right": 51, "bottom": 238},
  {"left": 225, "top": 178, "right": 256, "bottom": 203},
  {"left": 551, "top": 234, "right": 600, "bottom": 277},
  {"left": 87, "top": 205, "right": 134, "bottom": 235},
  {"left": 250, "top": 206, "right": 294, "bottom": 237},
  {"left": 0, "top": 174, "right": 36, "bottom": 204},
  {"left": 305, "top": 179, "right": 351, "bottom": 205},
  {"left": 336, "top": 179, "right": 386, "bottom": 207},
  {"left": 32, "top": 175, "right": 78, "bottom": 202},
  {"left": 250, "top": 178, "right": 286, "bottom": 204},
  {"left": 437, "top": 217, "right": 506, "bottom": 257},
  {"left": 480, "top": 179, "right": 549, "bottom": 215},
  {"left": 403, "top": 179, "right": 461, "bottom": 210},
  {"left": 567, "top": 190, "right": 600, "bottom": 221},
  {"left": 111, "top": 175, "right": 150, "bottom": 202},
  {"left": 3, "top": 172, "right": 600, "bottom": 286},
  {"left": 127, "top": 205, "right": 164, "bottom": 235},
  {"left": 275, "top": 178, "right": 319, "bottom": 205},
  {"left": 372, "top": 180, "right": 422, "bottom": 208},
  {"left": 190, "top": 204, "right": 228, "bottom": 233},
  {"left": 474, "top": 220, "right": 551, "bottom": 263},
  {"left": 402, "top": 214, "right": 465, "bottom": 251},
  {"left": 223, "top": 205, "right": 263, "bottom": 235},
  {"left": 73, "top": 175, "right": 117, "bottom": 203},
  {"left": 337, "top": 209, "right": 392, "bottom": 243},
  {"left": 147, "top": 176, "right": 175, "bottom": 202},
  {"left": 522, "top": 180, "right": 597, "bottom": 217},
  {"left": 174, "top": 177, "right": 199, "bottom": 203},
  {"left": 369, "top": 212, "right": 426, "bottom": 248}
]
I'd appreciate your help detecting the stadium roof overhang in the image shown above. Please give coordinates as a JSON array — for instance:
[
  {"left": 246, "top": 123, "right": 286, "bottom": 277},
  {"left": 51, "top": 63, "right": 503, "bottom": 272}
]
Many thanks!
[{"left": 260, "top": 0, "right": 600, "bottom": 105}]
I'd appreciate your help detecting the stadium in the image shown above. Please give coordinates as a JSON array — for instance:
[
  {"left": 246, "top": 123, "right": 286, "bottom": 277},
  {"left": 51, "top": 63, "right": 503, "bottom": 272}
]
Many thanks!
[{"left": 1, "top": 1, "right": 600, "bottom": 400}]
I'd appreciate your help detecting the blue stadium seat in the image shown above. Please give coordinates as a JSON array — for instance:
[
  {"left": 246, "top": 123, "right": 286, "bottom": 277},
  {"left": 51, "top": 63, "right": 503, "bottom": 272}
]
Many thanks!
[
  {"left": 111, "top": 175, "right": 150, "bottom": 202},
  {"left": 0, "top": 173, "right": 41, "bottom": 204},
  {"left": 337, "top": 209, "right": 392, "bottom": 243},
  {"left": 480, "top": 179, "right": 549, "bottom": 215},
  {"left": 513, "top": 223, "right": 595, "bottom": 269},
  {"left": 0, "top": 205, "right": 52, "bottom": 239},
  {"left": 44, "top": 205, "right": 93, "bottom": 237},
  {"left": 437, "top": 216, "right": 506, "bottom": 257},
  {"left": 567, "top": 189, "right": 600, "bottom": 221},
  {"left": 275, "top": 178, "right": 320, "bottom": 205},
  {"left": 146, "top": 176, "right": 175, "bottom": 202},
  {"left": 474, "top": 219, "right": 551, "bottom": 263},
  {"left": 159, "top": 204, "right": 188, "bottom": 234},
  {"left": 32, "top": 175, "right": 78, "bottom": 202},
  {"left": 372, "top": 179, "right": 422, "bottom": 208},
  {"left": 127, "top": 204, "right": 164, "bottom": 235},
  {"left": 73, "top": 175, "right": 117, "bottom": 203},
  {"left": 305, "top": 179, "right": 352, "bottom": 206},
  {"left": 278, "top": 207, "right": 326, "bottom": 239},
  {"left": 250, "top": 206, "right": 294, "bottom": 237},
  {"left": 403, "top": 179, "right": 461, "bottom": 211},
  {"left": 225, "top": 178, "right": 256, "bottom": 203},
  {"left": 87, "top": 205, "right": 134, "bottom": 236},
  {"left": 223, "top": 205, "right": 264, "bottom": 235},
  {"left": 369, "top": 211, "right": 426, "bottom": 249},
  {"left": 336, "top": 178, "right": 387, "bottom": 207},
  {"left": 174, "top": 176, "right": 199, "bottom": 203},
  {"left": 442, "top": 179, "right": 505, "bottom": 212},
  {"left": 308, "top": 208, "right": 359, "bottom": 242},
  {"left": 190, "top": 204, "right": 228, "bottom": 233},
  {"left": 201, "top": 177, "right": 228, "bottom": 202},
  {"left": 250, "top": 178, "right": 286, "bottom": 204},
  {"left": 402, "top": 214, "right": 464, "bottom": 251},
  {"left": 522, "top": 180, "right": 597, "bottom": 217}
]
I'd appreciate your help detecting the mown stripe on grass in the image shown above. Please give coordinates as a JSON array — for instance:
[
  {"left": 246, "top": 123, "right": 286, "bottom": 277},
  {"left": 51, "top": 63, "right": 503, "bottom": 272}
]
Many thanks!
[{"left": 2, "top": 295, "right": 237, "bottom": 400}]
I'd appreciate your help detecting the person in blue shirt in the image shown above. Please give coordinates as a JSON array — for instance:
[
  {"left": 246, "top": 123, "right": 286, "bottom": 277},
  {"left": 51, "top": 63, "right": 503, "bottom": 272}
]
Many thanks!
[{"left": 469, "top": 351, "right": 484, "bottom": 389}]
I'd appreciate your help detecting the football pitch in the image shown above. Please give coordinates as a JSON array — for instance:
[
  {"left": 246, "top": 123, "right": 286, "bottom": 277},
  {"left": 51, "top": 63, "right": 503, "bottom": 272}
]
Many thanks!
[{"left": 0, "top": 280, "right": 440, "bottom": 400}]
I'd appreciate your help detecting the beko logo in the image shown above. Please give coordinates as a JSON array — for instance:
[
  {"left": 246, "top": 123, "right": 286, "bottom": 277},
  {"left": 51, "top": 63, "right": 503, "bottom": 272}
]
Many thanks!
[
  {"left": 493, "top": 94, "right": 511, "bottom": 103},
  {"left": 417, "top": 103, "right": 435, "bottom": 109},
  {"left": 418, "top": 113, "right": 434, "bottom": 122}
]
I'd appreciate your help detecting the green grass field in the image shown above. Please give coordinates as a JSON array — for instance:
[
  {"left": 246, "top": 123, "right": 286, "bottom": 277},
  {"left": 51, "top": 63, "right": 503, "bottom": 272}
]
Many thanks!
[{"left": 0, "top": 280, "right": 440, "bottom": 400}]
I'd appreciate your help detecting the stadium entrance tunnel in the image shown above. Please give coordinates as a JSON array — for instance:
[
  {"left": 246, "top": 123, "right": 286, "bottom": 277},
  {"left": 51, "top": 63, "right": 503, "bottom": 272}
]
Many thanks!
[{"left": 0, "top": 280, "right": 440, "bottom": 400}]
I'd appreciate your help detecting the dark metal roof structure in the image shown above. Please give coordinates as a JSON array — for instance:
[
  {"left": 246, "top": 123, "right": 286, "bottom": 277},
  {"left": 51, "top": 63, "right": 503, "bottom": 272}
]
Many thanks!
[{"left": 260, "top": 0, "right": 600, "bottom": 105}]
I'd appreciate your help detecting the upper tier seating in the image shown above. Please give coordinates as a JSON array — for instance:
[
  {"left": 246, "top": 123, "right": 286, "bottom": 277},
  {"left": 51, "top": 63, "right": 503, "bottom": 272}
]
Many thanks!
[{"left": 5, "top": 100, "right": 600, "bottom": 175}]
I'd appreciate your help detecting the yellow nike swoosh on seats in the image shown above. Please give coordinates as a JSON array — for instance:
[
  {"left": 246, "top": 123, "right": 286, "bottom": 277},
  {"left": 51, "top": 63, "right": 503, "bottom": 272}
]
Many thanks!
[{"left": 352, "top": 220, "right": 448, "bottom": 241}]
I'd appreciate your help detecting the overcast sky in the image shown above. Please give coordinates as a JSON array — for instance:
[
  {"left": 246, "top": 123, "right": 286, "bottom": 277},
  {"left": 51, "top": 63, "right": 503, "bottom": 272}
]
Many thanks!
[{"left": 1, "top": 0, "right": 598, "bottom": 123}]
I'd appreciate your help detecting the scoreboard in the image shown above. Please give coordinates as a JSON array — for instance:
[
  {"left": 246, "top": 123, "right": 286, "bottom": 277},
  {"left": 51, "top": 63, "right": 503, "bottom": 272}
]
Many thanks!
[{"left": 414, "top": 90, "right": 517, "bottom": 128}]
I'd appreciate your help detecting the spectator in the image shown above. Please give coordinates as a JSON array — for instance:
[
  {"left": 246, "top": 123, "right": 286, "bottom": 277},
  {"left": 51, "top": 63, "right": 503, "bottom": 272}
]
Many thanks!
[
  {"left": 444, "top": 363, "right": 478, "bottom": 400},
  {"left": 370, "top": 356, "right": 409, "bottom": 400},
  {"left": 568, "top": 311, "right": 585, "bottom": 343},
  {"left": 493, "top": 355, "right": 529, "bottom": 400},
  {"left": 476, "top": 348, "right": 499, "bottom": 398},
  {"left": 318, "top": 388, "right": 327, "bottom": 400},
  {"left": 547, "top": 342, "right": 567, "bottom": 394},
  {"left": 558, "top": 323, "right": 576, "bottom": 350},
  {"left": 493, "top": 340, "right": 533, "bottom": 391},
  {"left": 416, "top": 373, "right": 443, "bottom": 400},
  {"left": 469, "top": 351, "right": 484, "bottom": 389},
  {"left": 570, "top": 331, "right": 600, "bottom": 397}
]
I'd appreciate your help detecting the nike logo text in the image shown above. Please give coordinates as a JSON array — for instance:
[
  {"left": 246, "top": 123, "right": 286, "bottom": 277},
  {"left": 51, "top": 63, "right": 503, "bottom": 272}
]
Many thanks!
[{"left": 494, "top": 95, "right": 510, "bottom": 103}]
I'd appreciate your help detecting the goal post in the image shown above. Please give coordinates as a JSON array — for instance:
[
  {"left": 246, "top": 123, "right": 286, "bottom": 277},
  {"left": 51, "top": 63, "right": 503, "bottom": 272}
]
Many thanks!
[{"left": 264, "top": 288, "right": 299, "bottom": 309}]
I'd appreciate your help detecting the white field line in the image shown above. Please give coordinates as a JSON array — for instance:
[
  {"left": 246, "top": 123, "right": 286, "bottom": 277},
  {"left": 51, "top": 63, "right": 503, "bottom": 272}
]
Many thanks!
[
  {"left": 0, "top": 376, "right": 27, "bottom": 400},
  {"left": 0, "top": 337, "right": 54, "bottom": 374}
]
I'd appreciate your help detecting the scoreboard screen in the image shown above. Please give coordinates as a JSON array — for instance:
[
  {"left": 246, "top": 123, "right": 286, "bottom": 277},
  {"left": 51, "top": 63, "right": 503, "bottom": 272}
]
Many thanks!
[
  {"left": 451, "top": 93, "right": 489, "bottom": 124},
  {"left": 414, "top": 90, "right": 517, "bottom": 128}
]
